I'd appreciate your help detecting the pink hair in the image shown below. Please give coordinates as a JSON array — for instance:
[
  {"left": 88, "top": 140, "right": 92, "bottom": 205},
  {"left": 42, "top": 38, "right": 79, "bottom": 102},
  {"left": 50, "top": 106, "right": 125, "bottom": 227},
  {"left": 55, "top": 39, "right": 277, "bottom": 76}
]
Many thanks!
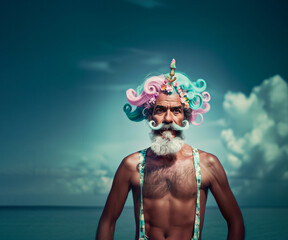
[{"left": 126, "top": 75, "right": 164, "bottom": 106}]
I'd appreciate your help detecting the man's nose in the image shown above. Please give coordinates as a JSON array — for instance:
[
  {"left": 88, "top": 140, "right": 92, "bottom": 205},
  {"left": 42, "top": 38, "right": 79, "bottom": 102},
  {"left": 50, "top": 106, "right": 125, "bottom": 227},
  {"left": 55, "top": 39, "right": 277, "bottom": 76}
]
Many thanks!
[{"left": 164, "top": 110, "right": 173, "bottom": 123}]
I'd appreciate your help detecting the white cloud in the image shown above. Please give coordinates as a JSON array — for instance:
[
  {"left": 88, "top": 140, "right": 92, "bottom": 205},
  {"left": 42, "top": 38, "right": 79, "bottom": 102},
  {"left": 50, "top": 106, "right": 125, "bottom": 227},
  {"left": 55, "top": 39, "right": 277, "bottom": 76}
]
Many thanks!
[
  {"left": 53, "top": 155, "right": 114, "bottom": 195},
  {"left": 0, "top": 154, "right": 114, "bottom": 196},
  {"left": 221, "top": 75, "right": 288, "bottom": 185},
  {"left": 227, "top": 153, "right": 242, "bottom": 169}
]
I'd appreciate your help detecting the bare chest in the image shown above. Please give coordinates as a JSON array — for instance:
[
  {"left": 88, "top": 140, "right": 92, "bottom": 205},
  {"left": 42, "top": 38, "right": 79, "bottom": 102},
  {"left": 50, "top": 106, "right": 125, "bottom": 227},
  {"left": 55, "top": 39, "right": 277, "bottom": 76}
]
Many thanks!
[{"left": 143, "top": 160, "right": 197, "bottom": 199}]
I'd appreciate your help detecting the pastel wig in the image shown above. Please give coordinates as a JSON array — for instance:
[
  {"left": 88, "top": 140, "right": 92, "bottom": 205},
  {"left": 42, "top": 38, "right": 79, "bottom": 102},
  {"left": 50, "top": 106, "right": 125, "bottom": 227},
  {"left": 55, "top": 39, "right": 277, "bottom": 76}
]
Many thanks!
[{"left": 123, "top": 72, "right": 211, "bottom": 125}]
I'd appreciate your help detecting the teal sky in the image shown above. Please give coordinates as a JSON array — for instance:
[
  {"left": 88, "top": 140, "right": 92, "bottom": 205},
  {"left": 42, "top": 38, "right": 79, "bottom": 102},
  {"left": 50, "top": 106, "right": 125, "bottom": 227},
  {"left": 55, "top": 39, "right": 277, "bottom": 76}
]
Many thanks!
[{"left": 1, "top": 0, "right": 288, "bottom": 207}]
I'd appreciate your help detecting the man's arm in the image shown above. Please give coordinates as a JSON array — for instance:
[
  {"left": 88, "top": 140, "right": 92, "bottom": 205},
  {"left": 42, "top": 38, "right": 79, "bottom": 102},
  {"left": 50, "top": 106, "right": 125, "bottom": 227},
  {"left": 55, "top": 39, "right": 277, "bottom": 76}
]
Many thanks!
[
  {"left": 96, "top": 156, "right": 135, "bottom": 240},
  {"left": 205, "top": 154, "right": 245, "bottom": 240}
]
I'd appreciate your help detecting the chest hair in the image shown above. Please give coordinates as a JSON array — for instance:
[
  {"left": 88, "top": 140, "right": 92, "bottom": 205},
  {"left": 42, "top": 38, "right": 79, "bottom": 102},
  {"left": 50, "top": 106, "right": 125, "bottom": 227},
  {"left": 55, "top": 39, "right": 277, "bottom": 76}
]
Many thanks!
[{"left": 143, "top": 159, "right": 196, "bottom": 199}]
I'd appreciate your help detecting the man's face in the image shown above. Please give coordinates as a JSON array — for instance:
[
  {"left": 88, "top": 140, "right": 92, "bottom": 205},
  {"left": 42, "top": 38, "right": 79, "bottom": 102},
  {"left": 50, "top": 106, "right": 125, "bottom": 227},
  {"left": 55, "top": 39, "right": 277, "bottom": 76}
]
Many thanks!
[
  {"left": 150, "top": 93, "right": 185, "bottom": 155},
  {"left": 152, "top": 93, "right": 184, "bottom": 134}
]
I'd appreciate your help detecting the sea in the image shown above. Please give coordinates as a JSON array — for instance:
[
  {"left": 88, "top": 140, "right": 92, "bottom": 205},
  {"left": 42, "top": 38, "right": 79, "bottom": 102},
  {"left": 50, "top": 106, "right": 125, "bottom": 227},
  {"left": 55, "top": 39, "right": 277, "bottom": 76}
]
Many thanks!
[{"left": 0, "top": 206, "right": 287, "bottom": 240}]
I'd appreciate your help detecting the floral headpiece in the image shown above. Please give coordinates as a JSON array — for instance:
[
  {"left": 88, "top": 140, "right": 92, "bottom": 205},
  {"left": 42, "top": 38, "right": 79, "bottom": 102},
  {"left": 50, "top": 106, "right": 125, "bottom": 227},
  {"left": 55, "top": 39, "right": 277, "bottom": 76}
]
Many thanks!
[
  {"left": 124, "top": 59, "right": 211, "bottom": 125},
  {"left": 160, "top": 59, "right": 190, "bottom": 108}
]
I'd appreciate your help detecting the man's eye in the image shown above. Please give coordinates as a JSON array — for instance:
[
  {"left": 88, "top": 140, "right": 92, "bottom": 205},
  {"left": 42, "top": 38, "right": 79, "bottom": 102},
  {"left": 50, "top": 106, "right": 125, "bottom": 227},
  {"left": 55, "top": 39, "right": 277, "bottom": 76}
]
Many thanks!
[
  {"left": 155, "top": 109, "right": 164, "bottom": 113},
  {"left": 173, "top": 109, "right": 181, "bottom": 113}
]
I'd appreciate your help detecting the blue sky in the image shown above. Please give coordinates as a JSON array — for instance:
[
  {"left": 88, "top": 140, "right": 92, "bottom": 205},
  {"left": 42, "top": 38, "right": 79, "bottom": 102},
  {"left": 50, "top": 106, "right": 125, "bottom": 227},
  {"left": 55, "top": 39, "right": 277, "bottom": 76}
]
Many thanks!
[{"left": 0, "top": 0, "right": 288, "bottom": 207}]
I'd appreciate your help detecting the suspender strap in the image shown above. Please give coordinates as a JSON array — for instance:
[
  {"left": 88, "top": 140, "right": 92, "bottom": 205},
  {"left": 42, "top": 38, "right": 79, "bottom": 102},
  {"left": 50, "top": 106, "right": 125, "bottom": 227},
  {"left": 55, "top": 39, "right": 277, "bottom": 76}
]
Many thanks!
[
  {"left": 139, "top": 149, "right": 147, "bottom": 240},
  {"left": 192, "top": 148, "right": 201, "bottom": 240}
]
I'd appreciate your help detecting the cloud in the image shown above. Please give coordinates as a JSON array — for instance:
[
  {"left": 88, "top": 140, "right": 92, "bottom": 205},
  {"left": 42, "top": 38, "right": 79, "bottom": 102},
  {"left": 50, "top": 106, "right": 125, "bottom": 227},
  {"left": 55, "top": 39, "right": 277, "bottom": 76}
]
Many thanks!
[
  {"left": 123, "top": 0, "right": 165, "bottom": 8},
  {"left": 221, "top": 75, "right": 288, "bottom": 202},
  {"left": 47, "top": 155, "right": 114, "bottom": 195},
  {"left": 0, "top": 154, "right": 114, "bottom": 196},
  {"left": 221, "top": 75, "right": 288, "bottom": 204},
  {"left": 79, "top": 60, "right": 113, "bottom": 73}
]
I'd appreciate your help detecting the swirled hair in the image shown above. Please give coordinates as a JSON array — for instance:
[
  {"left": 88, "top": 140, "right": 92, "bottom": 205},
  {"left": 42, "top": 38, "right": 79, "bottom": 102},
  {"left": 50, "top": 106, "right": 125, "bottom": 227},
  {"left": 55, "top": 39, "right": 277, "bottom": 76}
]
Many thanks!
[{"left": 123, "top": 72, "right": 210, "bottom": 125}]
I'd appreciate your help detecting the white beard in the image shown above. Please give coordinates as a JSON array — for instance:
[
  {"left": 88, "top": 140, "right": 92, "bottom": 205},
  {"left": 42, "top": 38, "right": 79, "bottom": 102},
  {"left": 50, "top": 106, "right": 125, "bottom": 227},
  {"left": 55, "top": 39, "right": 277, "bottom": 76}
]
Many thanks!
[{"left": 151, "top": 131, "right": 185, "bottom": 156}]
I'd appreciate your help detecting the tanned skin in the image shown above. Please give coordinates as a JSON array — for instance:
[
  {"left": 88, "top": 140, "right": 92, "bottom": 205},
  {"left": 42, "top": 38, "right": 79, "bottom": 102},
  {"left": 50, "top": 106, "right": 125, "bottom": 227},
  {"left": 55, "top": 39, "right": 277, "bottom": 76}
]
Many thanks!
[{"left": 96, "top": 93, "right": 245, "bottom": 240}]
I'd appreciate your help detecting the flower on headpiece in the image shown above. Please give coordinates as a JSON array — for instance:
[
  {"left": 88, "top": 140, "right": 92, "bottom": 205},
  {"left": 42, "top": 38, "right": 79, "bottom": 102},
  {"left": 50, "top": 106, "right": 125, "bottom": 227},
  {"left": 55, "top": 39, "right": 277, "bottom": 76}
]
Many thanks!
[
  {"left": 173, "top": 82, "right": 178, "bottom": 87},
  {"left": 161, "top": 79, "right": 174, "bottom": 94},
  {"left": 180, "top": 97, "right": 186, "bottom": 104},
  {"left": 149, "top": 96, "right": 156, "bottom": 105},
  {"left": 166, "top": 85, "right": 173, "bottom": 93},
  {"left": 161, "top": 85, "right": 167, "bottom": 91},
  {"left": 144, "top": 94, "right": 158, "bottom": 109}
]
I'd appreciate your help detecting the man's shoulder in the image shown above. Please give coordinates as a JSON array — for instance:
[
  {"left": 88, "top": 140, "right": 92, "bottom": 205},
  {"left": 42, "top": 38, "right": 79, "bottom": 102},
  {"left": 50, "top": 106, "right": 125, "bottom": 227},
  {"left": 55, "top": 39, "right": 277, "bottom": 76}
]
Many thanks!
[
  {"left": 121, "top": 149, "right": 145, "bottom": 172},
  {"left": 123, "top": 151, "right": 140, "bottom": 162},
  {"left": 195, "top": 148, "right": 227, "bottom": 184},
  {"left": 196, "top": 148, "right": 222, "bottom": 169}
]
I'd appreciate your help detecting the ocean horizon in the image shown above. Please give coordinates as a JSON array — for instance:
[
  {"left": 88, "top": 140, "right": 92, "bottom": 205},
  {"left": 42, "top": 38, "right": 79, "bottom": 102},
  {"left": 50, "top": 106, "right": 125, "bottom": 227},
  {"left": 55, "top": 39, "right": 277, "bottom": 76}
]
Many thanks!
[{"left": 0, "top": 206, "right": 287, "bottom": 240}]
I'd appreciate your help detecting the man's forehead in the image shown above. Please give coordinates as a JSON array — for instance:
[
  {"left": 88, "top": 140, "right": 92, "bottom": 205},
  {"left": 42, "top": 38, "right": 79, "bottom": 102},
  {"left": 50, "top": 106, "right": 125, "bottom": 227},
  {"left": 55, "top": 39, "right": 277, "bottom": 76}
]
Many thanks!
[{"left": 154, "top": 93, "right": 182, "bottom": 106}]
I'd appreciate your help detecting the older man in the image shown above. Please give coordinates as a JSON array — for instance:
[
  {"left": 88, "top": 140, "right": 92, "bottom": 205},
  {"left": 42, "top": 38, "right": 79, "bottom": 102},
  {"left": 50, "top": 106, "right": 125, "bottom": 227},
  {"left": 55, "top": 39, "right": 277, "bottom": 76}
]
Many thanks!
[{"left": 96, "top": 59, "right": 244, "bottom": 240}]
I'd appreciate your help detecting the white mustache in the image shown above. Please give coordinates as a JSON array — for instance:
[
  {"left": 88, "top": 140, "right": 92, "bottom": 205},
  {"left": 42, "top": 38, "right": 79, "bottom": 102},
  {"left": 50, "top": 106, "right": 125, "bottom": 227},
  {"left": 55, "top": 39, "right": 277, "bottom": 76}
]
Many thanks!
[{"left": 148, "top": 120, "right": 189, "bottom": 131}]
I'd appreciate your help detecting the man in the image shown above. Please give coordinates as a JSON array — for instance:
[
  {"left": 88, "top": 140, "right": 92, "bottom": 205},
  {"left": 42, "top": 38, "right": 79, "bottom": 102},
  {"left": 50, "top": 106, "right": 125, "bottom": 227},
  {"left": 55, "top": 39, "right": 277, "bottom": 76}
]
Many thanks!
[{"left": 96, "top": 59, "right": 244, "bottom": 240}]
